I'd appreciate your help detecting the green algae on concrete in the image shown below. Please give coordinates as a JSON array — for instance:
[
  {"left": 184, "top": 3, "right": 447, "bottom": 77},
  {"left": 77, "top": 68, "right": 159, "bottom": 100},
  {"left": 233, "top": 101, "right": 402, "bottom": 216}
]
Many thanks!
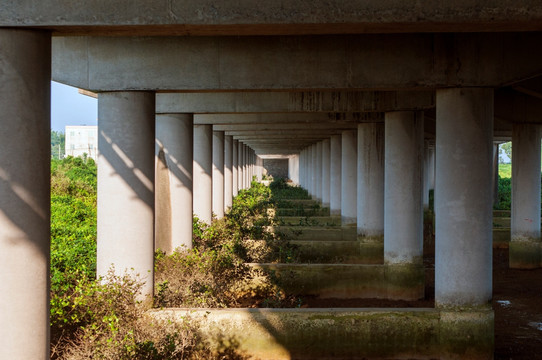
[
  {"left": 278, "top": 215, "right": 341, "bottom": 226},
  {"left": 289, "top": 239, "right": 383, "bottom": 264},
  {"left": 493, "top": 210, "right": 511, "bottom": 217},
  {"left": 149, "top": 307, "right": 493, "bottom": 360},
  {"left": 493, "top": 228, "right": 510, "bottom": 248},
  {"left": 492, "top": 217, "right": 510, "bottom": 228},
  {"left": 272, "top": 226, "right": 357, "bottom": 241},
  {"left": 439, "top": 308, "right": 494, "bottom": 359},
  {"left": 509, "top": 237, "right": 541, "bottom": 269},
  {"left": 248, "top": 263, "right": 424, "bottom": 300}
]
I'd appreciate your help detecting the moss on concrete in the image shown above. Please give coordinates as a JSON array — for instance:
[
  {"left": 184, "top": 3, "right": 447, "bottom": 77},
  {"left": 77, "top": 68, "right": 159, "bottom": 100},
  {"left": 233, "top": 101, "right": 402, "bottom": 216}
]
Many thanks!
[
  {"left": 248, "top": 263, "right": 424, "bottom": 300},
  {"left": 493, "top": 228, "right": 510, "bottom": 248},
  {"left": 509, "top": 237, "right": 541, "bottom": 269},
  {"left": 150, "top": 307, "right": 493, "bottom": 360}
]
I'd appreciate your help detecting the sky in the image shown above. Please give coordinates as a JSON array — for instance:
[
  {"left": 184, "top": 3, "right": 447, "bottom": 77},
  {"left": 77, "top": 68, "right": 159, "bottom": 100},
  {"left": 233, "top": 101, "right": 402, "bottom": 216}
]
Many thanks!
[{"left": 51, "top": 81, "right": 97, "bottom": 132}]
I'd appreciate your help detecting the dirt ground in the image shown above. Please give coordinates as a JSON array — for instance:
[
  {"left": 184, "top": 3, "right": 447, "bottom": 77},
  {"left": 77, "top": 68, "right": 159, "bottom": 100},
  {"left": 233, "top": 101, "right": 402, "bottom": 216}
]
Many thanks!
[{"left": 281, "top": 248, "right": 542, "bottom": 359}]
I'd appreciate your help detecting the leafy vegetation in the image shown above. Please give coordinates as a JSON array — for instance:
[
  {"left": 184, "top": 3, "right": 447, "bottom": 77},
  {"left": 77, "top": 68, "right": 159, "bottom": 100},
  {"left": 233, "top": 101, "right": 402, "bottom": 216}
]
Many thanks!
[{"left": 51, "top": 130, "right": 65, "bottom": 160}]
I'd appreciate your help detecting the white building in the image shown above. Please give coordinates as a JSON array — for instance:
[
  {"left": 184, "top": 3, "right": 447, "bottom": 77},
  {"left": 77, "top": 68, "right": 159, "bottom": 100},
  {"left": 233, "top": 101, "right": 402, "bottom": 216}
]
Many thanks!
[{"left": 65, "top": 125, "right": 98, "bottom": 160}]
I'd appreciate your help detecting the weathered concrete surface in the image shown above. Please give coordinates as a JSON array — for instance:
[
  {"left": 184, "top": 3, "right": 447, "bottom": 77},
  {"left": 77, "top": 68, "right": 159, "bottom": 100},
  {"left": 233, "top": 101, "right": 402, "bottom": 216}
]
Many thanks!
[
  {"left": 276, "top": 207, "right": 331, "bottom": 217},
  {"left": 5, "top": 1, "right": 542, "bottom": 35},
  {"left": 272, "top": 226, "right": 356, "bottom": 241},
  {"left": 52, "top": 33, "right": 542, "bottom": 91},
  {"left": 435, "top": 88, "right": 493, "bottom": 308},
  {"left": 278, "top": 216, "right": 341, "bottom": 226},
  {"left": 384, "top": 111, "right": 424, "bottom": 265},
  {"left": 330, "top": 134, "right": 342, "bottom": 216},
  {"left": 0, "top": 29, "right": 51, "bottom": 360},
  {"left": 249, "top": 263, "right": 424, "bottom": 300},
  {"left": 341, "top": 130, "right": 357, "bottom": 225},
  {"left": 224, "top": 135, "right": 233, "bottom": 210},
  {"left": 289, "top": 240, "right": 383, "bottom": 264},
  {"left": 212, "top": 130, "right": 225, "bottom": 219},
  {"left": 357, "top": 122, "right": 384, "bottom": 237},
  {"left": 510, "top": 123, "right": 541, "bottom": 269},
  {"left": 158, "top": 91, "right": 434, "bottom": 114},
  {"left": 97, "top": 92, "right": 155, "bottom": 297},
  {"left": 193, "top": 124, "right": 213, "bottom": 224},
  {"left": 151, "top": 307, "right": 493, "bottom": 360},
  {"left": 493, "top": 228, "right": 511, "bottom": 249},
  {"left": 155, "top": 114, "right": 193, "bottom": 253}
]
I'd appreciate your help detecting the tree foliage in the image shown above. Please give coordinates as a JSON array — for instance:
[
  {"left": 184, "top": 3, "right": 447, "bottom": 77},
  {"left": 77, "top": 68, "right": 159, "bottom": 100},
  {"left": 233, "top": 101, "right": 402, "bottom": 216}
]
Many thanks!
[{"left": 51, "top": 131, "right": 66, "bottom": 160}]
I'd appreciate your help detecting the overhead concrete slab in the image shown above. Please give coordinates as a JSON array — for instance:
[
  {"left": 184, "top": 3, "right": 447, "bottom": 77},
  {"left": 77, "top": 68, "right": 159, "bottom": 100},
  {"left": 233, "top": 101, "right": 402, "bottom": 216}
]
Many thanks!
[
  {"left": 52, "top": 33, "right": 542, "bottom": 91},
  {"left": 160, "top": 92, "right": 434, "bottom": 114},
  {"left": 4, "top": 0, "right": 542, "bottom": 35}
]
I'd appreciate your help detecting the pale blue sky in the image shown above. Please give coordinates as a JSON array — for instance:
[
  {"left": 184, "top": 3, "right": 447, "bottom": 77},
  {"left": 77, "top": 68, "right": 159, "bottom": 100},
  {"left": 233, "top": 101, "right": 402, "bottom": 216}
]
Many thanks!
[{"left": 51, "top": 81, "right": 97, "bottom": 133}]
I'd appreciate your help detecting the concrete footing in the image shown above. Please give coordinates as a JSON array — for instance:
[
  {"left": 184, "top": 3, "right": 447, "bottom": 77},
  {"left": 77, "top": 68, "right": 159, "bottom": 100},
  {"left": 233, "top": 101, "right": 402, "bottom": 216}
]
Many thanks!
[
  {"left": 248, "top": 263, "right": 424, "bottom": 300},
  {"left": 151, "top": 307, "right": 494, "bottom": 360}
]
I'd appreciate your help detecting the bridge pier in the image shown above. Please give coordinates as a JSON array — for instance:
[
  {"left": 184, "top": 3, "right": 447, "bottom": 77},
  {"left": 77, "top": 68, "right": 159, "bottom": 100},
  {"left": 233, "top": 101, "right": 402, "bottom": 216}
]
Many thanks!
[
  {"left": 0, "top": 29, "right": 51, "bottom": 360},
  {"left": 96, "top": 91, "right": 155, "bottom": 297},
  {"left": 212, "top": 130, "right": 225, "bottom": 219},
  {"left": 193, "top": 124, "right": 213, "bottom": 224},
  {"left": 341, "top": 130, "right": 357, "bottom": 225},
  {"left": 510, "top": 123, "right": 541, "bottom": 268},
  {"left": 155, "top": 113, "right": 193, "bottom": 253}
]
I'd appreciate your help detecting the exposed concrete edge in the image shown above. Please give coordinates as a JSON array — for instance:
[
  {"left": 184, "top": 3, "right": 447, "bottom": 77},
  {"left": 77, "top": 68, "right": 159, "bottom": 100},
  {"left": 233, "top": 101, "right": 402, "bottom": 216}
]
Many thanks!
[
  {"left": 247, "top": 263, "right": 424, "bottom": 300},
  {"left": 149, "top": 307, "right": 493, "bottom": 360}
]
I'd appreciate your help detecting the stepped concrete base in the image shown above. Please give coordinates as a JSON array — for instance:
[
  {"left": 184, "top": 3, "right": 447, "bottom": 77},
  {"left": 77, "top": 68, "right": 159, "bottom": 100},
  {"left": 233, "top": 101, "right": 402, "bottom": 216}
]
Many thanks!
[
  {"left": 493, "top": 210, "right": 510, "bottom": 217},
  {"left": 248, "top": 263, "right": 424, "bottom": 300},
  {"left": 290, "top": 240, "right": 384, "bottom": 264},
  {"left": 276, "top": 208, "right": 331, "bottom": 217},
  {"left": 150, "top": 307, "right": 494, "bottom": 360},
  {"left": 279, "top": 216, "right": 341, "bottom": 226},
  {"left": 492, "top": 217, "right": 510, "bottom": 228},
  {"left": 272, "top": 226, "right": 357, "bottom": 241},
  {"left": 509, "top": 238, "right": 542, "bottom": 269},
  {"left": 493, "top": 228, "right": 510, "bottom": 248}
]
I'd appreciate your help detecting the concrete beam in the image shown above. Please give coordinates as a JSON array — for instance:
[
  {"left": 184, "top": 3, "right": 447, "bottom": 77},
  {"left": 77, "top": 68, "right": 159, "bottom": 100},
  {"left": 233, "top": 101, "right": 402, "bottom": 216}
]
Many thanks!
[
  {"left": 4, "top": 1, "right": 542, "bottom": 35},
  {"left": 53, "top": 33, "right": 542, "bottom": 91},
  {"left": 213, "top": 122, "right": 357, "bottom": 131},
  {"left": 161, "top": 92, "right": 433, "bottom": 114}
]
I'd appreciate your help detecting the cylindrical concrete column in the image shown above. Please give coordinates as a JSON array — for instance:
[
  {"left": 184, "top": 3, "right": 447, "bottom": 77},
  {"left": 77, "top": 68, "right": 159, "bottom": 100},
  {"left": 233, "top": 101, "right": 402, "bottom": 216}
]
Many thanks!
[
  {"left": 384, "top": 112, "right": 423, "bottom": 264},
  {"left": 423, "top": 140, "right": 435, "bottom": 209},
  {"left": 311, "top": 144, "right": 318, "bottom": 198},
  {"left": 224, "top": 135, "right": 233, "bottom": 211},
  {"left": 435, "top": 88, "right": 493, "bottom": 307},
  {"left": 492, "top": 142, "right": 499, "bottom": 207},
  {"left": 300, "top": 149, "right": 306, "bottom": 188},
  {"left": 244, "top": 145, "right": 249, "bottom": 188},
  {"left": 97, "top": 92, "right": 155, "bottom": 297},
  {"left": 510, "top": 123, "right": 541, "bottom": 268},
  {"left": 232, "top": 139, "right": 239, "bottom": 197},
  {"left": 321, "top": 139, "right": 331, "bottom": 208},
  {"left": 238, "top": 141, "right": 244, "bottom": 190},
  {"left": 341, "top": 130, "right": 357, "bottom": 225},
  {"left": 155, "top": 113, "right": 193, "bottom": 254},
  {"left": 212, "top": 130, "right": 225, "bottom": 219},
  {"left": 0, "top": 29, "right": 51, "bottom": 360},
  {"left": 316, "top": 141, "right": 323, "bottom": 201},
  {"left": 357, "top": 122, "right": 385, "bottom": 238},
  {"left": 194, "top": 124, "right": 213, "bottom": 224},
  {"left": 330, "top": 135, "right": 342, "bottom": 216}
]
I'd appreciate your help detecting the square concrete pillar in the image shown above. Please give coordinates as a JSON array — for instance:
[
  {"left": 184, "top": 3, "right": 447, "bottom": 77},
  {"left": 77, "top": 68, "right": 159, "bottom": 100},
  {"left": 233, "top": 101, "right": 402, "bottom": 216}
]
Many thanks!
[{"left": 225, "top": 135, "right": 234, "bottom": 210}]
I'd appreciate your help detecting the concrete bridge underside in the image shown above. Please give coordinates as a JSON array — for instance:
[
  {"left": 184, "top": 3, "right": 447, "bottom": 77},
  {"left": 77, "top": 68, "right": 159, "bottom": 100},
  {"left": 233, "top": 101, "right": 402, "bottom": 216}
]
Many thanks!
[{"left": 1, "top": 2, "right": 542, "bottom": 358}]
